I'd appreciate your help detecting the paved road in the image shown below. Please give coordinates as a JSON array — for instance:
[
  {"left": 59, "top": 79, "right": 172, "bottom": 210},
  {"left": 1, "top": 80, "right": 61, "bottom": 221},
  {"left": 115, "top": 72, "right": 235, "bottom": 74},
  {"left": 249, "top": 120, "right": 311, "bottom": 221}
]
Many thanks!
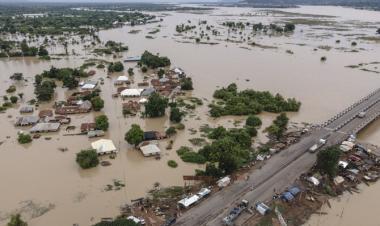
[{"left": 175, "top": 88, "right": 380, "bottom": 226}]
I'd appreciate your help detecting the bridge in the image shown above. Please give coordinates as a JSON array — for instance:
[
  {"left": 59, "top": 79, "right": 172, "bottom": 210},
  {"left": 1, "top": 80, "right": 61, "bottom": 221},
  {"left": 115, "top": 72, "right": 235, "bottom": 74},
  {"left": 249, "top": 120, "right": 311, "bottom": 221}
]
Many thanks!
[{"left": 174, "top": 88, "right": 380, "bottom": 226}]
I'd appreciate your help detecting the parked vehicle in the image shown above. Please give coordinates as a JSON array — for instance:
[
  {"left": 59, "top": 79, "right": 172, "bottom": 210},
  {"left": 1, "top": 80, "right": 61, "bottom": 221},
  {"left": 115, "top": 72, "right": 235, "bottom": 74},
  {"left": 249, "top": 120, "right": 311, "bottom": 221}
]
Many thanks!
[
  {"left": 357, "top": 111, "right": 366, "bottom": 118},
  {"left": 309, "top": 138, "right": 327, "bottom": 153},
  {"left": 222, "top": 200, "right": 249, "bottom": 225}
]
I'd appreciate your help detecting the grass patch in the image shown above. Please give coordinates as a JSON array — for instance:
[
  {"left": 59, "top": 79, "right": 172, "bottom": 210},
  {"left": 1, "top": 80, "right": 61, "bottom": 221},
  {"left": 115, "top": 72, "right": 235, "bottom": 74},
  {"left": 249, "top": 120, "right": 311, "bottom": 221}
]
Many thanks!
[{"left": 176, "top": 146, "right": 206, "bottom": 164}]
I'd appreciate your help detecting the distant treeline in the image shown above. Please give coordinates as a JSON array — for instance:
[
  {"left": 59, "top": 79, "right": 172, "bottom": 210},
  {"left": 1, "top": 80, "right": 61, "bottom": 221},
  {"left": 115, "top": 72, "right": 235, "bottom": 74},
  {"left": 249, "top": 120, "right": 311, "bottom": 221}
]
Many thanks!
[{"left": 242, "top": 0, "right": 380, "bottom": 10}]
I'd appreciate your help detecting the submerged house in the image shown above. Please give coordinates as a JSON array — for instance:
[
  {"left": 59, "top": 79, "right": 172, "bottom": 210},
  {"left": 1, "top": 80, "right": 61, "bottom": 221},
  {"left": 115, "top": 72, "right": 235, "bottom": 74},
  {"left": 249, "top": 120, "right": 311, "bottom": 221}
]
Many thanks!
[
  {"left": 81, "top": 123, "right": 96, "bottom": 133},
  {"left": 55, "top": 100, "right": 92, "bottom": 115},
  {"left": 139, "top": 143, "right": 161, "bottom": 157},
  {"left": 15, "top": 116, "right": 39, "bottom": 126},
  {"left": 143, "top": 131, "right": 166, "bottom": 141},
  {"left": 38, "top": 109, "right": 53, "bottom": 119},
  {"left": 91, "top": 139, "right": 117, "bottom": 155},
  {"left": 19, "top": 106, "right": 34, "bottom": 114},
  {"left": 30, "top": 123, "right": 60, "bottom": 133},
  {"left": 120, "top": 89, "right": 144, "bottom": 97}
]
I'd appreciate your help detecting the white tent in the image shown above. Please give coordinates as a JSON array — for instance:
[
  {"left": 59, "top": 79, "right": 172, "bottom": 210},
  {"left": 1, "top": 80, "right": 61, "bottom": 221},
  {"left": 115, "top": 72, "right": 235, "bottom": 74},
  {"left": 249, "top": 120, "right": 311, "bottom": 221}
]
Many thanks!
[
  {"left": 117, "top": 76, "right": 129, "bottom": 82},
  {"left": 91, "top": 139, "right": 117, "bottom": 155},
  {"left": 120, "top": 89, "right": 143, "bottom": 97},
  {"left": 140, "top": 144, "right": 161, "bottom": 157},
  {"left": 81, "top": 83, "right": 96, "bottom": 90},
  {"left": 178, "top": 195, "right": 200, "bottom": 208}
]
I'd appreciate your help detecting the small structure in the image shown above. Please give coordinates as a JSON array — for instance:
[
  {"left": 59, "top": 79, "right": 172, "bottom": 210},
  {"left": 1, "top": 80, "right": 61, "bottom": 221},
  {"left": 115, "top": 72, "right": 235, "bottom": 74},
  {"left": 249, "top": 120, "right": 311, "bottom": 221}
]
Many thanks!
[
  {"left": 255, "top": 202, "right": 271, "bottom": 216},
  {"left": 87, "top": 130, "right": 105, "bottom": 138},
  {"left": 38, "top": 109, "right": 53, "bottom": 119},
  {"left": 143, "top": 131, "right": 166, "bottom": 141},
  {"left": 178, "top": 195, "right": 200, "bottom": 209},
  {"left": 141, "top": 87, "right": 156, "bottom": 96},
  {"left": 288, "top": 186, "right": 301, "bottom": 196},
  {"left": 217, "top": 176, "right": 231, "bottom": 188},
  {"left": 139, "top": 143, "right": 161, "bottom": 157},
  {"left": 15, "top": 116, "right": 39, "bottom": 126},
  {"left": 139, "top": 98, "right": 148, "bottom": 104},
  {"left": 81, "top": 123, "right": 96, "bottom": 133},
  {"left": 281, "top": 192, "right": 294, "bottom": 202},
  {"left": 80, "top": 80, "right": 97, "bottom": 90},
  {"left": 30, "top": 123, "right": 60, "bottom": 133},
  {"left": 120, "top": 88, "right": 144, "bottom": 97},
  {"left": 116, "top": 76, "right": 129, "bottom": 84},
  {"left": 43, "top": 116, "right": 71, "bottom": 124},
  {"left": 55, "top": 100, "right": 92, "bottom": 115},
  {"left": 19, "top": 106, "right": 34, "bottom": 114},
  {"left": 127, "top": 216, "right": 145, "bottom": 225},
  {"left": 122, "top": 101, "right": 140, "bottom": 113},
  {"left": 124, "top": 56, "right": 141, "bottom": 62},
  {"left": 91, "top": 139, "right": 117, "bottom": 155},
  {"left": 307, "top": 176, "right": 320, "bottom": 186},
  {"left": 334, "top": 176, "right": 345, "bottom": 185}
]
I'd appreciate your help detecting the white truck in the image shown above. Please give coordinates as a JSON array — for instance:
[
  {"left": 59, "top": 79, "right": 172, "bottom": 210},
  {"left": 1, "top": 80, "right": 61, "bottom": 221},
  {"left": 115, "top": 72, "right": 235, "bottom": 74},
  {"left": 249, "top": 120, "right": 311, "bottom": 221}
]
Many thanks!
[{"left": 309, "top": 138, "right": 327, "bottom": 153}]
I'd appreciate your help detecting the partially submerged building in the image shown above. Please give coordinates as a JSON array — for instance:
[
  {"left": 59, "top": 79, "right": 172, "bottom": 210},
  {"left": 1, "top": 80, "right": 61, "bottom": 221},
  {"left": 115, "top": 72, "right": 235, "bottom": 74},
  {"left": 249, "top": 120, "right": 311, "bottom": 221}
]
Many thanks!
[
  {"left": 91, "top": 139, "right": 117, "bottom": 155},
  {"left": 81, "top": 123, "right": 96, "bottom": 133},
  {"left": 139, "top": 143, "right": 161, "bottom": 157},
  {"left": 30, "top": 123, "right": 60, "bottom": 133},
  {"left": 15, "top": 116, "right": 39, "bottom": 126},
  {"left": 19, "top": 106, "right": 34, "bottom": 114},
  {"left": 120, "top": 88, "right": 144, "bottom": 97}
]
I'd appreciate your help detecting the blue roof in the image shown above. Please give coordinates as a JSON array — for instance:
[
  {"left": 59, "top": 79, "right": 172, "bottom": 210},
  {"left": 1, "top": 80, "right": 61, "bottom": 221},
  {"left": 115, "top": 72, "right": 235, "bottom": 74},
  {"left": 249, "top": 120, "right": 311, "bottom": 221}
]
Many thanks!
[
  {"left": 288, "top": 186, "right": 301, "bottom": 196},
  {"left": 281, "top": 192, "right": 294, "bottom": 201}
]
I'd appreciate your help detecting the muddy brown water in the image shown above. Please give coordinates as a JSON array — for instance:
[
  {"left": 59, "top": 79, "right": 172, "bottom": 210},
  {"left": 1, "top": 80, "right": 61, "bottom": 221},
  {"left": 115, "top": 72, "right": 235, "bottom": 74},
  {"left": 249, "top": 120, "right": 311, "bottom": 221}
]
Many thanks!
[{"left": 0, "top": 5, "right": 380, "bottom": 226}]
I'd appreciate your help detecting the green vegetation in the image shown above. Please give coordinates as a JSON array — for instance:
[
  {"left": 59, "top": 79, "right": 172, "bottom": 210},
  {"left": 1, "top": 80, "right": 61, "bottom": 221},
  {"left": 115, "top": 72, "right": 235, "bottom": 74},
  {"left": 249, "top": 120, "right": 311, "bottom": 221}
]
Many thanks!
[
  {"left": 377, "top": 28, "right": 380, "bottom": 35},
  {"left": 128, "top": 68, "right": 134, "bottom": 76},
  {"left": 266, "top": 113, "right": 289, "bottom": 139},
  {"left": 166, "top": 126, "right": 177, "bottom": 136},
  {"left": 176, "top": 146, "right": 206, "bottom": 164},
  {"left": 91, "top": 96, "right": 104, "bottom": 111},
  {"left": 7, "top": 214, "right": 27, "bottom": 226},
  {"left": 6, "top": 85, "right": 16, "bottom": 93},
  {"left": 108, "top": 61, "right": 124, "bottom": 73},
  {"left": 245, "top": 115, "right": 262, "bottom": 127},
  {"left": 144, "top": 93, "right": 168, "bottom": 117},
  {"left": 95, "top": 115, "right": 109, "bottom": 131},
  {"left": 35, "top": 66, "right": 90, "bottom": 90},
  {"left": 209, "top": 83, "right": 301, "bottom": 117},
  {"left": 139, "top": 50, "right": 171, "bottom": 69},
  {"left": 316, "top": 147, "right": 341, "bottom": 178},
  {"left": 180, "top": 77, "right": 193, "bottom": 90},
  {"left": 10, "top": 73, "right": 24, "bottom": 81},
  {"left": 0, "top": 6, "right": 154, "bottom": 36},
  {"left": 76, "top": 149, "right": 99, "bottom": 169},
  {"left": 169, "top": 107, "right": 183, "bottom": 123},
  {"left": 10, "top": 96, "right": 18, "bottom": 104},
  {"left": 167, "top": 160, "right": 178, "bottom": 168},
  {"left": 34, "top": 80, "right": 56, "bottom": 101},
  {"left": 176, "top": 24, "right": 196, "bottom": 33},
  {"left": 93, "top": 219, "right": 138, "bottom": 226},
  {"left": 189, "top": 138, "right": 207, "bottom": 146},
  {"left": 18, "top": 133, "right": 32, "bottom": 144},
  {"left": 125, "top": 124, "right": 144, "bottom": 147}
]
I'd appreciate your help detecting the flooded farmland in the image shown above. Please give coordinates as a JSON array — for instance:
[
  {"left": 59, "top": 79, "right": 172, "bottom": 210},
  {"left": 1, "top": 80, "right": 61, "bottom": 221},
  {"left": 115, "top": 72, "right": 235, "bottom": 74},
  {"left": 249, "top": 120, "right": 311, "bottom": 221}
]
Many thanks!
[{"left": 1, "top": 5, "right": 380, "bottom": 226}]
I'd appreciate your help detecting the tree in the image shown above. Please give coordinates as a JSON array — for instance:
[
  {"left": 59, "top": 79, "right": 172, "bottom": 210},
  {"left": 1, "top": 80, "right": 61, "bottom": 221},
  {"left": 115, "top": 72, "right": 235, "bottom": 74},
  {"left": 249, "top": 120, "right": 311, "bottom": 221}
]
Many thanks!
[
  {"left": 7, "top": 214, "right": 27, "bottom": 226},
  {"left": 169, "top": 107, "right": 183, "bottom": 123},
  {"left": 93, "top": 218, "right": 138, "bottom": 226},
  {"left": 140, "top": 50, "right": 171, "bottom": 69},
  {"left": 95, "top": 115, "right": 109, "bottom": 131},
  {"left": 18, "top": 133, "right": 32, "bottom": 144},
  {"left": 18, "top": 93, "right": 24, "bottom": 99},
  {"left": 127, "top": 67, "right": 134, "bottom": 76},
  {"left": 38, "top": 45, "right": 49, "bottom": 56},
  {"left": 35, "top": 80, "right": 56, "bottom": 101},
  {"left": 141, "top": 66, "right": 148, "bottom": 73},
  {"left": 108, "top": 61, "right": 124, "bottom": 73},
  {"left": 144, "top": 93, "right": 168, "bottom": 117},
  {"left": 10, "top": 96, "right": 18, "bottom": 104},
  {"left": 157, "top": 68, "right": 165, "bottom": 78},
  {"left": 125, "top": 124, "right": 144, "bottom": 147},
  {"left": 180, "top": 77, "right": 193, "bottom": 90},
  {"left": 245, "top": 115, "right": 262, "bottom": 127},
  {"left": 266, "top": 113, "right": 289, "bottom": 139},
  {"left": 284, "top": 23, "right": 295, "bottom": 32},
  {"left": 316, "top": 147, "right": 341, "bottom": 178},
  {"left": 62, "top": 74, "right": 78, "bottom": 89},
  {"left": 76, "top": 149, "right": 99, "bottom": 169},
  {"left": 166, "top": 126, "right": 177, "bottom": 136},
  {"left": 91, "top": 96, "right": 104, "bottom": 111}
]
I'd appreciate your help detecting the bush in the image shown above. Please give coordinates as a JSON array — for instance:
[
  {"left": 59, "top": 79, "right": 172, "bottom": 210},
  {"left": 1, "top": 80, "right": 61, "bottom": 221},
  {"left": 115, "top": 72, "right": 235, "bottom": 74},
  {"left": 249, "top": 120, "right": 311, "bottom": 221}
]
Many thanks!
[
  {"left": 176, "top": 146, "right": 206, "bottom": 164},
  {"left": 10, "top": 96, "right": 18, "bottom": 104},
  {"left": 18, "top": 133, "right": 32, "bottom": 144},
  {"left": 108, "top": 61, "right": 124, "bottom": 73},
  {"left": 76, "top": 149, "right": 99, "bottom": 169},
  {"left": 180, "top": 77, "right": 193, "bottom": 90},
  {"left": 7, "top": 214, "right": 27, "bottom": 226},
  {"left": 141, "top": 66, "right": 148, "bottom": 73},
  {"left": 266, "top": 113, "right": 289, "bottom": 139},
  {"left": 91, "top": 96, "right": 104, "bottom": 111},
  {"left": 246, "top": 115, "right": 262, "bottom": 127},
  {"left": 93, "top": 218, "right": 138, "bottom": 226},
  {"left": 140, "top": 50, "right": 171, "bottom": 69},
  {"left": 166, "top": 126, "right": 177, "bottom": 136},
  {"left": 128, "top": 67, "right": 134, "bottom": 76},
  {"left": 167, "top": 160, "right": 178, "bottom": 168},
  {"left": 6, "top": 85, "right": 16, "bottom": 93},
  {"left": 95, "top": 115, "right": 109, "bottom": 131},
  {"left": 169, "top": 107, "right": 183, "bottom": 123}
]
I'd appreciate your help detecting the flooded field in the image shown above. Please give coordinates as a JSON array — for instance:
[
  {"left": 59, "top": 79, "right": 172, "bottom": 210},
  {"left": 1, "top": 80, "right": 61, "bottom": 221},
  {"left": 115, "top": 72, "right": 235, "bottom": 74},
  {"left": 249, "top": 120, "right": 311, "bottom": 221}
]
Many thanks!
[{"left": 0, "top": 5, "right": 380, "bottom": 226}]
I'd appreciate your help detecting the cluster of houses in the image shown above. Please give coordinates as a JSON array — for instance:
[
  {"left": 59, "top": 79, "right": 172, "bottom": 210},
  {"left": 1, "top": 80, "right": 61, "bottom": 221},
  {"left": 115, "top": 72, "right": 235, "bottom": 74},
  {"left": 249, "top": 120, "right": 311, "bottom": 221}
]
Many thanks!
[{"left": 16, "top": 108, "right": 66, "bottom": 133}]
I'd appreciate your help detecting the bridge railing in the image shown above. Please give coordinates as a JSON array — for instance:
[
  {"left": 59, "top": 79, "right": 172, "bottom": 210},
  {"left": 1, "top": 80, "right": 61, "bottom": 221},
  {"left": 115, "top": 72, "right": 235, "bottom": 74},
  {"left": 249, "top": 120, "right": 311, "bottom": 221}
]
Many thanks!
[
  {"left": 321, "top": 88, "right": 380, "bottom": 128},
  {"left": 351, "top": 111, "right": 380, "bottom": 135}
]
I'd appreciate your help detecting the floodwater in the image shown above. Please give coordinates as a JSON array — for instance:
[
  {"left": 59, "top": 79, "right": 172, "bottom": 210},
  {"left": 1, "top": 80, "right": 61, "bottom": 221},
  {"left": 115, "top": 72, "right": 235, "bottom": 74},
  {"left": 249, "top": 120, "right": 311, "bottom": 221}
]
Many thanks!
[{"left": 0, "top": 5, "right": 380, "bottom": 226}]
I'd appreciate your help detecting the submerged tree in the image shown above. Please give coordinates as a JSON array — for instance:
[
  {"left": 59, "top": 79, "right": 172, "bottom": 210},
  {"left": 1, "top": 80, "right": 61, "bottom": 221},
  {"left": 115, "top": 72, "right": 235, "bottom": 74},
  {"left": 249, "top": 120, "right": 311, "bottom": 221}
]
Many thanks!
[
  {"left": 7, "top": 214, "right": 27, "bottom": 226},
  {"left": 76, "top": 149, "right": 99, "bottom": 169},
  {"left": 144, "top": 93, "right": 168, "bottom": 118},
  {"left": 125, "top": 124, "right": 144, "bottom": 147}
]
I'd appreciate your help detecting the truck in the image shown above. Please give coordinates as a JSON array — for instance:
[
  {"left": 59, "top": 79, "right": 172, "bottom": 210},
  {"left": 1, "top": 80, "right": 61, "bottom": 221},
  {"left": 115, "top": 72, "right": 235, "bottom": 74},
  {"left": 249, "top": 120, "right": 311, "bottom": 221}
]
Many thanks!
[
  {"left": 222, "top": 200, "right": 249, "bottom": 225},
  {"left": 309, "top": 138, "right": 327, "bottom": 153},
  {"left": 357, "top": 111, "right": 366, "bottom": 118}
]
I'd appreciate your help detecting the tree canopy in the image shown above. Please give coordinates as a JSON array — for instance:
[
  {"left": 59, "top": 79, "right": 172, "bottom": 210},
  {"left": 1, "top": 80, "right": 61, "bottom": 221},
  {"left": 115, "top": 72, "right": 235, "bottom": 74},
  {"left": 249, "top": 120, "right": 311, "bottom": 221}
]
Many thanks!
[
  {"left": 139, "top": 50, "right": 171, "bottom": 69},
  {"left": 266, "top": 113, "right": 289, "bottom": 139},
  {"left": 91, "top": 96, "right": 104, "bottom": 111},
  {"left": 7, "top": 214, "right": 27, "bottom": 226},
  {"left": 316, "top": 147, "right": 341, "bottom": 178},
  {"left": 144, "top": 93, "right": 168, "bottom": 118},
  {"left": 209, "top": 83, "right": 301, "bottom": 117},
  {"left": 125, "top": 124, "right": 144, "bottom": 147},
  {"left": 76, "top": 149, "right": 99, "bottom": 169},
  {"left": 95, "top": 115, "right": 109, "bottom": 131}
]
